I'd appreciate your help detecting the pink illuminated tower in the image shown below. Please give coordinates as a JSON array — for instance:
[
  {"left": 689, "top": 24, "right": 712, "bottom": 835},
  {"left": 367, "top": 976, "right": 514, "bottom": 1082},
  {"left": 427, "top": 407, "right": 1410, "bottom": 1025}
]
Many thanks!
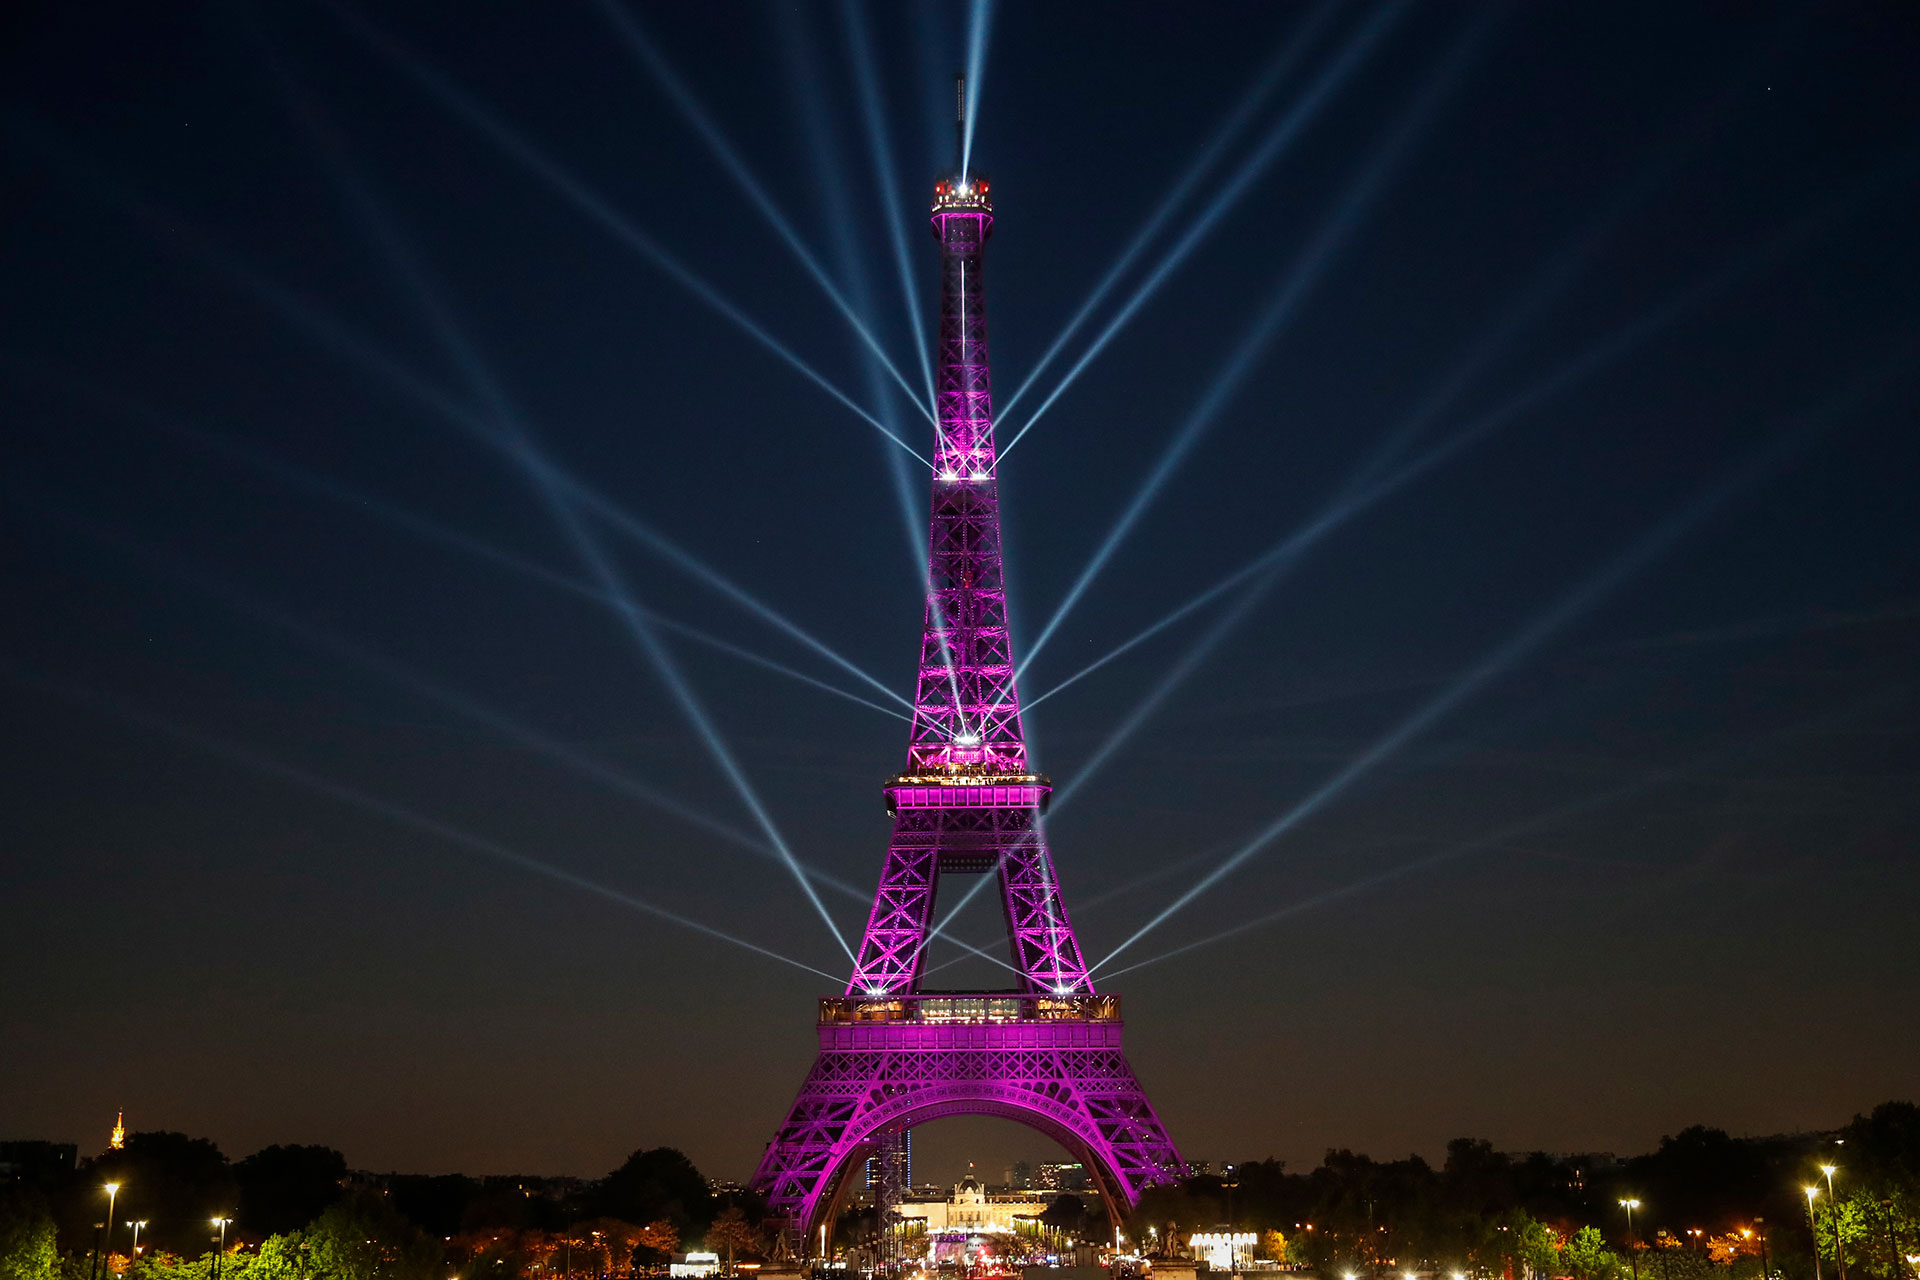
[{"left": 750, "top": 96, "right": 1182, "bottom": 1252}]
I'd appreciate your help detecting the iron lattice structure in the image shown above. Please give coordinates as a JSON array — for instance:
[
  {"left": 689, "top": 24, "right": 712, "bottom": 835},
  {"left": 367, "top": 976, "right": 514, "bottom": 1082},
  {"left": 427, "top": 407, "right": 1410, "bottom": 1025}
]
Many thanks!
[{"left": 751, "top": 170, "right": 1182, "bottom": 1250}]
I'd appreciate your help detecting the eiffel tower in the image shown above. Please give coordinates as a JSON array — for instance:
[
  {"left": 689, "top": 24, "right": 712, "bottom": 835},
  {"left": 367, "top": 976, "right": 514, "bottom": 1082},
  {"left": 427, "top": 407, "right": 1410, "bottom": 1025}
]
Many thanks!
[{"left": 751, "top": 88, "right": 1182, "bottom": 1253}]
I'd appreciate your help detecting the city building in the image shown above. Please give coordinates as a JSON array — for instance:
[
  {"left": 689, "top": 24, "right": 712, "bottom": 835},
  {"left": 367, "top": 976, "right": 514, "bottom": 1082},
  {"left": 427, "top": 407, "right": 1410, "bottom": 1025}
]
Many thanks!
[
  {"left": 899, "top": 1177, "right": 1053, "bottom": 1235},
  {"left": 864, "top": 1128, "right": 911, "bottom": 1189},
  {"left": 1034, "top": 1162, "right": 1090, "bottom": 1192}
]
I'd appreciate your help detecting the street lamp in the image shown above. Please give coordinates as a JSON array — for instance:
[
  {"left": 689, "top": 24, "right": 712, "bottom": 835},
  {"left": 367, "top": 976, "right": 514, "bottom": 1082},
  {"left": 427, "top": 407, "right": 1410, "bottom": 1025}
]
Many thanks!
[
  {"left": 128, "top": 1222, "right": 147, "bottom": 1269},
  {"left": 1805, "top": 1189, "right": 1823, "bottom": 1280},
  {"left": 95, "top": 1185, "right": 121, "bottom": 1280},
  {"left": 211, "top": 1218, "right": 232, "bottom": 1280},
  {"left": 1820, "top": 1166, "right": 1847, "bottom": 1280},
  {"left": 1620, "top": 1201, "right": 1642, "bottom": 1280}
]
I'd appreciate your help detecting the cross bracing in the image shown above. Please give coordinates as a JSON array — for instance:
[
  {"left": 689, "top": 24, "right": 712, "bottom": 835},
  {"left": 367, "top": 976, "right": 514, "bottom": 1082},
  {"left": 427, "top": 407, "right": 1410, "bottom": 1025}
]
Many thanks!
[{"left": 753, "top": 167, "right": 1181, "bottom": 1253}]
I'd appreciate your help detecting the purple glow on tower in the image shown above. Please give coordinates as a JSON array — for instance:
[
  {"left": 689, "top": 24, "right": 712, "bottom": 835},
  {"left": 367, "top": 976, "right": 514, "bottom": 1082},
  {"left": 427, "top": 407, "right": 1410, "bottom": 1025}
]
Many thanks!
[
  {"left": 911, "top": 174, "right": 1027, "bottom": 775},
  {"left": 751, "top": 167, "right": 1181, "bottom": 1252}
]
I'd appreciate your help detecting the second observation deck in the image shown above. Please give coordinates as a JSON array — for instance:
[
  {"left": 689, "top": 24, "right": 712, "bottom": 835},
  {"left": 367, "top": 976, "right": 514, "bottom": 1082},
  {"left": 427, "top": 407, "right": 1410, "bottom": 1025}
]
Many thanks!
[{"left": 819, "top": 993, "right": 1118, "bottom": 1025}]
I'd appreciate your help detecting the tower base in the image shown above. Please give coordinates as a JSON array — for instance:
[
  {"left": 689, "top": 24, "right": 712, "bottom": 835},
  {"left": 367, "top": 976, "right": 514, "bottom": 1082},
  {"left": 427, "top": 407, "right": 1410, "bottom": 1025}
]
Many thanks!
[{"left": 751, "top": 995, "right": 1182, "bottom": 1254}]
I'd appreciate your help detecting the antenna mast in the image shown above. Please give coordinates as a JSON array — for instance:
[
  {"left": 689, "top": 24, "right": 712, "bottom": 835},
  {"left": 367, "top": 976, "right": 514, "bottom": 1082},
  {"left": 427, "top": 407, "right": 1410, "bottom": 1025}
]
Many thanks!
[{"left": 954, "top": 73, "right": 966, "bottom": 174}]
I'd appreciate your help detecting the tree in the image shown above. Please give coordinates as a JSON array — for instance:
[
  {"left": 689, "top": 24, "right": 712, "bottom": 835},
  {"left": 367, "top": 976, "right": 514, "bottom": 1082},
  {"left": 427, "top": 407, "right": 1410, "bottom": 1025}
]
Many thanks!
[
  {"left": 0, "top": 1187, "right": 58, "bottom": 1280},
  {"left": 86, "top": 1133, "right": 239, "bottom": 1259},
  {"left": 234, "top": 1147, "right": 348, "bottom": 1238},
  {"left": 1844, "top": 1103, "right": 1920, "bottom": 1181},
  {"left": 1130, "top": 1184, "right": 1213, "bottom": 1244},
  {"left": 568, "top": 1220, "right": 642, "bottom": 1277},
  {"left": 1444, "top": 1140, "right": 1520, "bottom": 1218},
  {"left": 634, "top": 1221, "right": 678, "bottom": 1268},
  {"left": 301, "top": 1192, "right": 441, "bottom": 1280},
  {"left": 706, "top": 1208, "right": 759, "bottom": 1273},
  {"left": 1563, "top": 1225, "right": 1624, "bottom": 1280},
  {"left": 1040, "top": 1195, "right": 1092, "bottom": 1242},
  {"left": 1624, "top": 1129, "right": 1773, "bottom": 1238},
  {"left": 1512, "top": 1217, "right": 1561, "bottom": 1280},
  {"left": 248, "top": 1232, "right": 310, "bottom": 1280},
  {"left": 386, "top": 1175, "right": 482, "bottom": 1239},
  {"left": 831, "top": 1207, "right": 875, "bottom": 1254},
  {"left": 598, "top": 1151, "right": 713, "bottom": 1239},
  {"left": 1644, "top": 1242, "right": 1713, "bottom": 1280}
]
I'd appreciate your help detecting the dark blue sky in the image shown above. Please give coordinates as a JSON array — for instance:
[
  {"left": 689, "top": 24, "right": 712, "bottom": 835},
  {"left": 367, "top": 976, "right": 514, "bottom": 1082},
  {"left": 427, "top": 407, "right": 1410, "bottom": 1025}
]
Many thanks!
[{"left": 3, "top": 1, "right": 1917, "bottom": 1185}]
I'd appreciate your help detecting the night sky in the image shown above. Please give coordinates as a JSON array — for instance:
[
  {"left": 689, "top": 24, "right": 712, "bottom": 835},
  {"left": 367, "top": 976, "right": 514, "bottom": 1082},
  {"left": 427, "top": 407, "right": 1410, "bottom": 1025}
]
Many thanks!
[{"left": 3, "top": 2, "right": 1918, "bottom": 1188}]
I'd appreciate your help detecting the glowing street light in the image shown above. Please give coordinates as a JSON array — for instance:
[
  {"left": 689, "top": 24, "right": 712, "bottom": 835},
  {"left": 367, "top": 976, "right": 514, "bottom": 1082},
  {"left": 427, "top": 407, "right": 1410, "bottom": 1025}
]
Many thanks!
[
  {"left": 1805, "top": 1188, "right": 1823, "bottom": 1280},
  {"left": 96, "top": 1185, "right": 121, "bottom": 1280},
  {"left": 211, "top": 1218, "right": 232, "bottom": 1280},
  {"left": 1620, "top": 1200, "right": 1642, "bottom": 1280},
  {"left": 128, "top": 1222, "right": 147, "bottom": 1262},
  {"left": 1819, "top": 1166, "right": 1847, "bottom": 1280}
]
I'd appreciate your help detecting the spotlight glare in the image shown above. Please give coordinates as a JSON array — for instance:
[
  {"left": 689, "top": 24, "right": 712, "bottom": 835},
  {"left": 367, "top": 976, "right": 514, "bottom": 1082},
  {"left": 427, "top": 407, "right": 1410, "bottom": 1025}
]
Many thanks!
[
  {"left": 586, "top": 0, "right": 932, "bottom": 424},
  {"left": 1102, "top": 679, "right": 1915, "bottom": 981},
  {"left": 34, "top": 676, "right": 843, "bottom": 983},
  {"left": 998, "top": 0, "right": 1411, "bottom": 462},
  {"left": 328, "top": 6, "right": 929, "bottom": 463},
  {"left": 278, "top": 94, "right": 862, "bottom": 966},
  {"left": 842, "top": 2, "right": 938, "bottom": 415},
  {"left": 997, "top": 0, "right": 1343, "bottom": 422},
  {"left": 147, "top": 412, "right": 910, "bottom": 724},
  {"left": 959, "top": 0, "right": 996, "bottom": 181},
  {"left": 1022, "top": 165, "right": 1859, "bottom": 746},
  {"left": 33, "top": 495, "right": 814, "bottom": 871},
  {"left": 502, "top": 426, "right": 858, "bottom": 963},
  {"left": 1020, "top": 11, "right": 1486, "bottom": 679},
  {"left": 1093, "top": 424, "right": 1808, "bottom": 976}
]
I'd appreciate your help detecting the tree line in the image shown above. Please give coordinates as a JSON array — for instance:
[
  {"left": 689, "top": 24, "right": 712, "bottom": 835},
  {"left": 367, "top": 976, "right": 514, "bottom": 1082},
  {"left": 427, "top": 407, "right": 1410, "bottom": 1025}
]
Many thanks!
[
  {"left": 0, "top": 1139, "right": 765, "bottom": 1280},
  {"left": 1136, "top": 1101, "right": 1920, "bottom": 1280},
  {"left": 1, "top": 1100, "right": 1913, "bottom": 1280}
]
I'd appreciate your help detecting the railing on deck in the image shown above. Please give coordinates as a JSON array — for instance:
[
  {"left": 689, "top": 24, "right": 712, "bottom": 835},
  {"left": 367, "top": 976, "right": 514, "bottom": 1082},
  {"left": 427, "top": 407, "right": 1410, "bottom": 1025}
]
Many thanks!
[{"left": 819, "top": 993, "right": 1119, "bottom": 1025}]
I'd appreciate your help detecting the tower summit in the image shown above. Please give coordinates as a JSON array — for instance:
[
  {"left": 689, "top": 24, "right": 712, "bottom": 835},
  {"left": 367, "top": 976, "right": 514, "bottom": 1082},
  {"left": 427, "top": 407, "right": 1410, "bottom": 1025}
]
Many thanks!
[
  {"left": 909, "top": 76, "right": 1021, "bottom": 778},
  {"left": 751, "top": 122, "right": 1181, "bottom": 1255},
  {"left": 911, "top": 148, "right": 1020, "bottom": 777}
]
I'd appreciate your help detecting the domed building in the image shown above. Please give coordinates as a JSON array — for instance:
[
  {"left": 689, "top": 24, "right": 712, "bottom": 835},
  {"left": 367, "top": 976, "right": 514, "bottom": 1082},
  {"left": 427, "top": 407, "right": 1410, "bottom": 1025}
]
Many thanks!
[{"left": 899, "top": 1174, "right": 1054, "bottom": 1234}]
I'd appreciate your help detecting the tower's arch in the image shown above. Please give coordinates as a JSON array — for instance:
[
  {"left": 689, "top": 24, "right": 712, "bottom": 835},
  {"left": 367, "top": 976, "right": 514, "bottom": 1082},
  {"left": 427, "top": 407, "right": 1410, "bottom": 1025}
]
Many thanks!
[
  {"left": 752, "top": 998, "right": 1181, "bottom": 1254},
  {"left": 801, "top": 1088, "right": 1137, "bottom": 1247}
]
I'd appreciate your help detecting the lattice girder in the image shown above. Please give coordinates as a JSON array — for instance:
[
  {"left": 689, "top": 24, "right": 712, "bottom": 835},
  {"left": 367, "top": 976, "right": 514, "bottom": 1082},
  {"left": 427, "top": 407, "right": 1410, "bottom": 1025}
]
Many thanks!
[
  {"left": 753, "top": 172, "right": 1182, "bottom": 1254},
  {"left": 751, "top": 1023, "right": 1184, "bottom": 1245}
]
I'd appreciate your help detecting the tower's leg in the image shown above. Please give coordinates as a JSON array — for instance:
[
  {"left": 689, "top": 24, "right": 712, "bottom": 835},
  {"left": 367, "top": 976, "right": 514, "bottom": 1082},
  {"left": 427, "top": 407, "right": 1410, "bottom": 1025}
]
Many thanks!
[
  {"left": 998, "top": 815, "right": 1093, "bottom": 992},
  {"left": 847, "top": 814, "right": 941, "bottom": 993}
]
